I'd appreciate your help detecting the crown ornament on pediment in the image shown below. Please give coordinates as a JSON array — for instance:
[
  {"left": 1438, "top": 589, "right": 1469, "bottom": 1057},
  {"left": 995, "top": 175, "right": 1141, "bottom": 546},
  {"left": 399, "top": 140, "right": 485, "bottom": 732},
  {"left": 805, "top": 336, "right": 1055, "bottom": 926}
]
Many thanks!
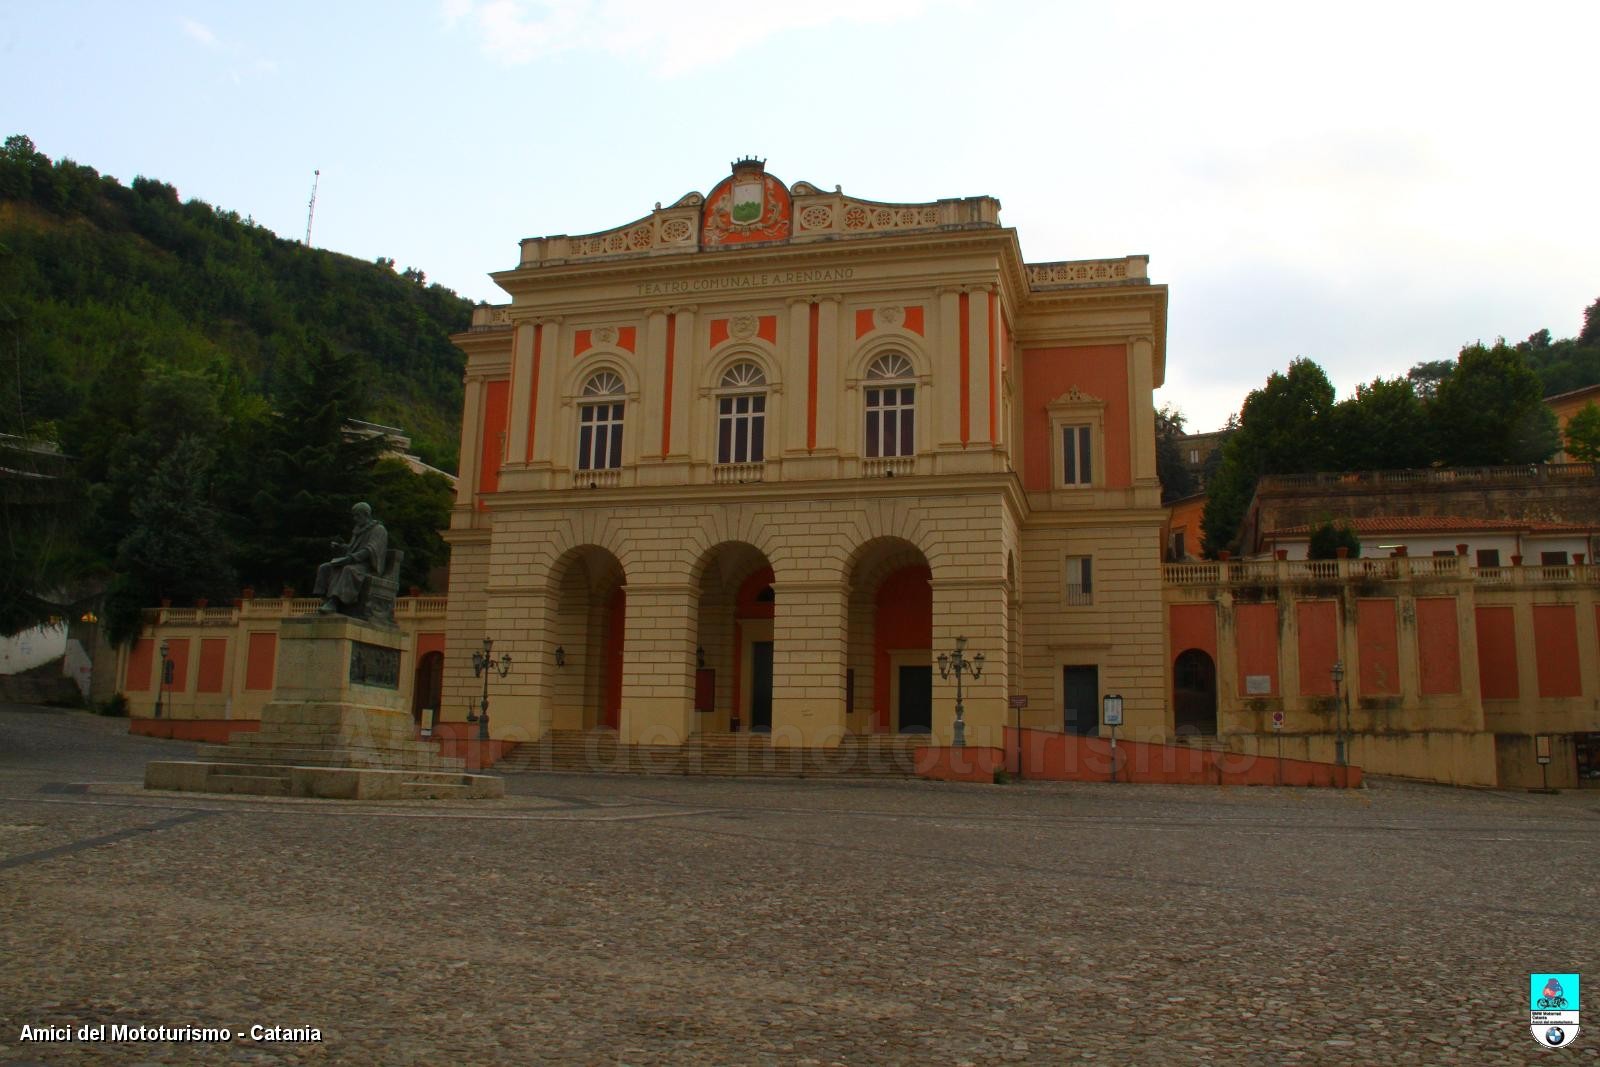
[
  {"left": 728, "top": 315, "right": 759, "bottom": 340},
  {"left": 593, "top": 326, "right": 618, "bottom": 345},
  {"left": 1049, "top": 385, "right": 1103, "bottom": 406}
]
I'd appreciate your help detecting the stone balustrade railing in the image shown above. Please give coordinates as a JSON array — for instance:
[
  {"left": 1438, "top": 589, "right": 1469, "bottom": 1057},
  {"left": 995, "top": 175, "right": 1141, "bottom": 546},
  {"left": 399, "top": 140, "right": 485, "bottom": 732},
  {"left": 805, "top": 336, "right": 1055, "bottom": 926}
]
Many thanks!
[
  {"left": 144, "top": 595, "right": 448, "bottom": 624},
  {"left": 1165, "top": 558, "right": 1598, "bottom": 587},
  {"left": 1257, "top": 462, "right": 1597, "bottom": 492}
]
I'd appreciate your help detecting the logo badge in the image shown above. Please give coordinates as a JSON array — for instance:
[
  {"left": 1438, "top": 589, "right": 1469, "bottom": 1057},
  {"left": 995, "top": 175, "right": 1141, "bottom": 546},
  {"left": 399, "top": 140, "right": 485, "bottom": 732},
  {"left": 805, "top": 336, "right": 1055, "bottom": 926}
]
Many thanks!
[
  {"left": 1530, "top": 973, "right": 1580, "bottom": 1048},
  {"left": 730, "top": 176, "right": 764, "bottom": 224}
]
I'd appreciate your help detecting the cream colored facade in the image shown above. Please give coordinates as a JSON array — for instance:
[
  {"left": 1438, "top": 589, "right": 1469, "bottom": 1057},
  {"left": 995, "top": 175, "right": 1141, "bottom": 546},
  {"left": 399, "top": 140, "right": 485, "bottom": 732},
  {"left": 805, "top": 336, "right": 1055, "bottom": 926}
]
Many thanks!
[{"left": 444, "top": 161, "right": 1168, "bottom": 751}]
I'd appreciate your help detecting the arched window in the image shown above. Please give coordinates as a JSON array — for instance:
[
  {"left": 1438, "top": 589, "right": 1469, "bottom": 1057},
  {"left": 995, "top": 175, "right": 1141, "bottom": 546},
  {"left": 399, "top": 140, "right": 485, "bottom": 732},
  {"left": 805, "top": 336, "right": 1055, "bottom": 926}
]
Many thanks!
[
  {"left": 864, "top": 353, "right": 915, "bottom": 458},
  {"left": 577, "top": 371, "right": 625, "bottom": 470},
  {"left": 716, "top": 361, "right": 767, "bottom": 464}
]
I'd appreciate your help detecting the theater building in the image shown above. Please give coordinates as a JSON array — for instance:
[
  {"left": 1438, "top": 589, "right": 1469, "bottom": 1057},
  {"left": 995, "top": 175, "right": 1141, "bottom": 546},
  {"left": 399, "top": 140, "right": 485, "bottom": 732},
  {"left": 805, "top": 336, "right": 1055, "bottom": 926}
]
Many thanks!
[{"left": 442, "top": 159, "right": 1169, "bottom": 750}]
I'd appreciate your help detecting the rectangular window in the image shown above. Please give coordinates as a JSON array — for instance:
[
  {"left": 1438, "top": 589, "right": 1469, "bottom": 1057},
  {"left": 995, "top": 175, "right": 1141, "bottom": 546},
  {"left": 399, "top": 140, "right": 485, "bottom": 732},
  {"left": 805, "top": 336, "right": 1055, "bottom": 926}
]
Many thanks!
[
  {"left": 717, "top": 393, "right": 766, "bottom": 463},
  {"left": 1065, "top": 556, "right": 1093, "bottom": 605},
  {"left": 1432, "top": 550, "right": 1455, "bottom": 557},
  {"left": 1476, "top": 548, "right": 1500, "bottom": 568},
  {"left": 865, "top": 386, "right": 914, "bottom": 458},
  {"left": 1062, "top": 424, "right": 1092, "bottom": 485},
  {"left": 1189, "top": 449, "right": 1200, "bottom": 465},
  {"left": 1541, "top": 550, "right": 1569, "bottom": 565},
  {"left": 578, "top": 402, "right": 624, "bottom": 470}
]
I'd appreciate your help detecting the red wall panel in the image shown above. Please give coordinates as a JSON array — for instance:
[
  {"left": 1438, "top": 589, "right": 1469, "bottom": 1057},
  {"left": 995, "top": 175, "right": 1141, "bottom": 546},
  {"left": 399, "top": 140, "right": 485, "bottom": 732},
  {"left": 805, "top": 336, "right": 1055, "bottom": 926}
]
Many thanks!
[
  {"left": 196, "top": 638, "right": 228, "bottom": 693},
  {"left": 245, "top": 632, "right": 277, "bottom": 691},
  {"left": 1169, "top": 603, "right": 1217, "bottom": 661},
  {"left": 873, "top": 565, "right": 933, "bottom": 731},
  {"left": 1234, "top": 602, "right": 1279, "bottom": 697},
  {"left": 1416, "top": 597, "right": 1461, "bottom": 696},
  {"left": 1019, "top": 344, "right": 1131, "bottom": 492},
  {"left": 1533, "top": 604, "right": 1581, "bottom": 698},
  {"left": 126, "top": 639, "right": 154, "bottom": 692},
  {"left": 1357, "top": 599, "right": 1400, "bottom": 697},
  {"left": 1296, "top": 601, "right": 1338, "bottom": 696},
  {"left": 1475, "top": 606, "right": 1518, "bottom": 700},
  {"left": 477, "top": 378, "right": 510, "bottom": 503}
]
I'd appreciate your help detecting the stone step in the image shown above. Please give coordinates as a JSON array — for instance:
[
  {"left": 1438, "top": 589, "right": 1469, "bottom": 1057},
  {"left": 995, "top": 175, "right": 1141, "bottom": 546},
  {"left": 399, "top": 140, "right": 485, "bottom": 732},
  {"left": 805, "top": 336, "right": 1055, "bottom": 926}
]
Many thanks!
[{"left": 205, "top": 773, "right": 292, "bottom": 796}]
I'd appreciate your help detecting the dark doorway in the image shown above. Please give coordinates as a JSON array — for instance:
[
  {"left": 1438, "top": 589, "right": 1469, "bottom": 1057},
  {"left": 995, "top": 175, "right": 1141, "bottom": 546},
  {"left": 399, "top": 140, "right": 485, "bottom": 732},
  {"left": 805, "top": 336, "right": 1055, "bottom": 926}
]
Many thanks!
[
  {"left": 750, "top": 641, "right": 774, "bottom": 732},
  {"left": 412, "top": 651, "right": 444, "bottom": 728},
  {"left": 897, "top": 665, "right": 932, "bottom": 734},
  {"left": 1062, "top": 665, "right": 1099, "bottom": 735},
  {"left": 1173, "top": 649, "right": 1217, "bottom": 736}
]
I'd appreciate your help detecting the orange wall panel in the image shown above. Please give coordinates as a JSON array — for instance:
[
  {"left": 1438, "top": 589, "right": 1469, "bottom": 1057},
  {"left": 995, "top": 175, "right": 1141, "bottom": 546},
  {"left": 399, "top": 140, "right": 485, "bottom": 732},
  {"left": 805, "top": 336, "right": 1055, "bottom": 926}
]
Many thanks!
[
  {"left": 1475, "top": 606, "right": 1518, "bottom": 700},
  {"left": 904, "top": 306, "right": 924, "bottom": 336},
  {"left": 756, "top": 316, "right": 777, "bottom": 344},
  {"left": 1296, "top": 601, "right": 1338, "bottom": 696},
  {"left": 617, "top": 325, "right": 637, "bottom": 353},
  {"left": 1169, "top": 603, "right": 1217, "bottom": 661},
  {"left": 855, "top": 309, "right": 874, "bottom": 339},
  {"left": 477, "top": 379, "right": 509, "bottom": 502},
  {"left": 196, "top": 638, "right": 228, "bottom": 693},
  {"left": 573, "top": 329, "right": 593, "bottom": 357},
  {"left": 245, "top": 632, "right": 277, "bottom": 691},
  {"left": 1416, "top": 597, "right": 1461, "bottom": 696},
  {"left": 416, "top": 632, "right": 447, "bottom": 659},
  {"left": 1533, "top": 604, "right": 1582, "bottom": 698},
  {"left": 1020, "top": 344, "right": 1131, "bottom": 492},
  {"left": 1234, "top": 602, "right": 1279, "bottom": 697},
  {"left": 126, "top": 638, "right": 154, "bottom": 692},
  {"left": 164, "top": 638, "right": 191, "bottom": 693},
  {"left": 709, "top": 319, "right": 729, "bottom": 348},
  {"left": 1357, "top": 599, "right": 1400, "bottom": 697}
]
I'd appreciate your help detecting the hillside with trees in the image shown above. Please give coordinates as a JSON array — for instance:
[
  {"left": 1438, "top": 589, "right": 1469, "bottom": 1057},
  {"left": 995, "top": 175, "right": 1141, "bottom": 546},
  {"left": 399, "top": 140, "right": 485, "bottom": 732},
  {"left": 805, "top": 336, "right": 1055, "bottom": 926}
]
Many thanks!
[
  {"left": 1193, "top": 297, "right": 1600, "bottom": 556},
  {"left": 1, "top": 134, "right": 470, "bottom": 639}
]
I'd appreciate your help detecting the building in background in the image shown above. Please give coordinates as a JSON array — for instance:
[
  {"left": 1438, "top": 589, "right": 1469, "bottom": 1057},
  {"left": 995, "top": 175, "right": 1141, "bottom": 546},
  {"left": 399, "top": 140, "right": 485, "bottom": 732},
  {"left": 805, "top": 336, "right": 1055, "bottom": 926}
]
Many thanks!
[{"left": 444, "top": 159, "right": 1169, "bottom": 750}]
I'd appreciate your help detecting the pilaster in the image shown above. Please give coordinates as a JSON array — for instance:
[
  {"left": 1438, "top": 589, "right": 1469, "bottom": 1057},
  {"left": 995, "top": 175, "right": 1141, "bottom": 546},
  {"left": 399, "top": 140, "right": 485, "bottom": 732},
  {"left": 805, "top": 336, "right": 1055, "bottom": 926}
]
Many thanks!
[{"left": 770, "top": 577, "right": 849, "bottom": 747}]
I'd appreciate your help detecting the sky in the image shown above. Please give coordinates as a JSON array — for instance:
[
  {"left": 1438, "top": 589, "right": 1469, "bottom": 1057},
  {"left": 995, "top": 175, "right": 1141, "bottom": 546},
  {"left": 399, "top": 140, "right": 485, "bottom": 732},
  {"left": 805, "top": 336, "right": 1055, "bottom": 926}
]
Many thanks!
[{"left": 2, "top": 1, "right": 1597, "bottom": 432}]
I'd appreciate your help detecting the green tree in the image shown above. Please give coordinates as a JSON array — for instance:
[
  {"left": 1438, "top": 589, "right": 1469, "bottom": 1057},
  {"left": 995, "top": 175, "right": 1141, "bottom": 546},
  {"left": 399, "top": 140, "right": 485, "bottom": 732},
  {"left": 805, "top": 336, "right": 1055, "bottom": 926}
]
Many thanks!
[
  {"left": 1406, "top": 359, "right": 1454, "bottom": 401},
  {"left": 366, "top": 457, "right": 454, "bottom": 591},
  {"left": 1201, "top": 358, "right": 1337, "bottom": 556},
  {"left": 1564, "top": 401, "right": 1600, "bottom": 462},
  {"left": 1307, "top": 521, "right": 1362, "bottom": 560},
  {"left": 1328, "top": 376, "right": 1431, "bottom": 471},
  {"left": 1430, "top": 342, "right": 1560, "bottom": 465},
  {"left": 241, "top": 341, "right": 387, "bottom": 591},
  {"left": 1155, "top": 404, "right": 1196, "bottom": 504},
  {"left": 104, "top": 436, "right": 235, "bottom": 643}
]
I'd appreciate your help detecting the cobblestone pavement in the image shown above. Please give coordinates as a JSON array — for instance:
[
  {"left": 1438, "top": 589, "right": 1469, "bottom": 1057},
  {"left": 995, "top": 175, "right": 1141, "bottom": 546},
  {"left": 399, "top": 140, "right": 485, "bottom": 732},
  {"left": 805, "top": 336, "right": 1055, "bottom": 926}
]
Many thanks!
[{"left": 1, "top": 703, "right": 1597, "bottom": 1065}]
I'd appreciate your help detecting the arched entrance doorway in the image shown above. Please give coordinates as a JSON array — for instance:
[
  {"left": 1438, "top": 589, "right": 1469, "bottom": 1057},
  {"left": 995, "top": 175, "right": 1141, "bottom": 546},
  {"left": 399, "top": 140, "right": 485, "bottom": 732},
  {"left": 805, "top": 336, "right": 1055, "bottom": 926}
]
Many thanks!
[
  {"left": 411, "top": 650, "right": 443, "bottom": 730},
  {"left": 846, "top": 538, "right": 933, "bottom": 735},
  {"left": 1173, "top": 648, "right": 1218, "bottom": 737},
  {"left": 548, "top": 546, "right": 626, "bottom": 731},
  {"left": 691, "top": 542, "right": 774, "bottom": 733}
]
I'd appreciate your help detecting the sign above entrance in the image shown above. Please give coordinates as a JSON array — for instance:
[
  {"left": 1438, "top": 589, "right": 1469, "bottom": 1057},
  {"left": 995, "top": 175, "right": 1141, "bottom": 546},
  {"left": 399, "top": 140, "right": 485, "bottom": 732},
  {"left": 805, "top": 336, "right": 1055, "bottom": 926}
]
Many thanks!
[{"left": 1008, "top": 695, "right": 1028, "bottom": 709}]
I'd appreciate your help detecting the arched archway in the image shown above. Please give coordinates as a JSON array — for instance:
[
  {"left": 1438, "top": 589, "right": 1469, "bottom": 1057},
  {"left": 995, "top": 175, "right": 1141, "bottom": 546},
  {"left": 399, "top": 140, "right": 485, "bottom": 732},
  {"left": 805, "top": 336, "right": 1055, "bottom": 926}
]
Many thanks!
[
  {"left": 411, "top": 650, "right": 443, "bottom": 730},
  {"left": 548, "top": 546, "right": 627, "bottom": 731},
  {"left": 691, "top": 542, "right": 774, "bottom": 733},
  {"left": 846, "top": 537, "right": 933, "bottom": 734},
  {"left": 1173, "top": 648, "right": 1217, "bottom": 737}
]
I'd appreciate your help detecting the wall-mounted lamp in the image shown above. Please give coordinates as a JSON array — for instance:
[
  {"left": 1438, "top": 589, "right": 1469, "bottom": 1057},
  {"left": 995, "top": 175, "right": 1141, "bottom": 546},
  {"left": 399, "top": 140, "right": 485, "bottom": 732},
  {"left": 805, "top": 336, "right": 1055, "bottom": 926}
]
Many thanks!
[{"left": 554, "top": 645, "right": 566, "bottom": 668}]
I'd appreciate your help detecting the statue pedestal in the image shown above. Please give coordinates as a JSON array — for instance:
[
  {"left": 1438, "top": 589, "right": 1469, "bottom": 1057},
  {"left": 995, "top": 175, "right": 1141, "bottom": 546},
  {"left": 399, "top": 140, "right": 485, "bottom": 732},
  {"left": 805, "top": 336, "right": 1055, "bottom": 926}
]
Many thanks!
[{"left": 146, "top": 616, "right": 503, "bottom": 800}]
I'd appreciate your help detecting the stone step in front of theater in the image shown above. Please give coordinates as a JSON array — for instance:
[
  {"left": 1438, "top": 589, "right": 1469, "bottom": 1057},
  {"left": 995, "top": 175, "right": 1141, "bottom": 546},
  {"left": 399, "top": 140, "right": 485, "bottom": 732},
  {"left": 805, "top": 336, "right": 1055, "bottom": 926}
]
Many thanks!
[
  {"left": 146, "top": 759, "right": 504, "bottom": 799},
  {"left": 496, "top": 730, "right": 925, "bottom": 779}
]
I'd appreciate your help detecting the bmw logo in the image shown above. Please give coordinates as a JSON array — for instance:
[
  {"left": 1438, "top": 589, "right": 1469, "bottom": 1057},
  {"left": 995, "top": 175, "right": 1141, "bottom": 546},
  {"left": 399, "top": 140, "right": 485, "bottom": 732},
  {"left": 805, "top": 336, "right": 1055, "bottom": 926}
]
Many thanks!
[{"left": 1545, "top": 1026, "right": 1566, "bottom": 1046}]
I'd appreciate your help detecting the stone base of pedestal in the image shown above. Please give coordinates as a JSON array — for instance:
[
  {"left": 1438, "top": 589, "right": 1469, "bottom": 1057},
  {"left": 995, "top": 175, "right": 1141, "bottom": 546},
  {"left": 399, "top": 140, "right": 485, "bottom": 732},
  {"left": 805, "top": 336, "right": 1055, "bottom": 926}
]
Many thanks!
[{"left": 144, "top": 614, "right": 504, "bottom": 800}]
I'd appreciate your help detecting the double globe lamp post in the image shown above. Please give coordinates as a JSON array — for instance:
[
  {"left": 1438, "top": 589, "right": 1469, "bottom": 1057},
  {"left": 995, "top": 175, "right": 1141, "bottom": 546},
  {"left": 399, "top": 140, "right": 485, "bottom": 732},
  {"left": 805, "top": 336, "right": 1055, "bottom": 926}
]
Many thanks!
[
  {"left": 936, "top": 636, "right": 985, "bottom": 748},
  {"left": 468, "top": 637, "right": 511, "bottom": 742}
]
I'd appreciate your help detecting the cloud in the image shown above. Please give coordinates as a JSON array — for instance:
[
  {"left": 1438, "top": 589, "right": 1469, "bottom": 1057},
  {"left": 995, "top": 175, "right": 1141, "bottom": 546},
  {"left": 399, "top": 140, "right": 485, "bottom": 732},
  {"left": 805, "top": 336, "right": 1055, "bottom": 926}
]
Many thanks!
[
  {"left": 179, "top": 17, "right": 219, "bottom": 47},
  {"left": 445, "top": 0, "right": 935, "bottom": 76}
]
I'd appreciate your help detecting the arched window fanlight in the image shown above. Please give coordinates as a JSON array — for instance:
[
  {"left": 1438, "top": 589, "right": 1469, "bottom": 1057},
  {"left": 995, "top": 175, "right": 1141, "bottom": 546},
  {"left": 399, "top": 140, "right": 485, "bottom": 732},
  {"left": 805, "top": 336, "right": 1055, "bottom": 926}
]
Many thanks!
[
  {"left": 581, "top": 370, "right": 625, "bottom": 397},
  {"left": 719, "top": 362, "right": 767, "bottom": 389},
  {"left": 865, "top": 352, "right": 915, "bottom": 381}
]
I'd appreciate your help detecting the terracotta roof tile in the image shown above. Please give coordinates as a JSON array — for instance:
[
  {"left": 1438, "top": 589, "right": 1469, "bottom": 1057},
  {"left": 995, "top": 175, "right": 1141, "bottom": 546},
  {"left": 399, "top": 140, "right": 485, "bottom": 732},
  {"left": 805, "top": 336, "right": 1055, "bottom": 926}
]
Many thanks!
[{"left": 1267, "top": 515, "right": 1594, "bottom": 537}]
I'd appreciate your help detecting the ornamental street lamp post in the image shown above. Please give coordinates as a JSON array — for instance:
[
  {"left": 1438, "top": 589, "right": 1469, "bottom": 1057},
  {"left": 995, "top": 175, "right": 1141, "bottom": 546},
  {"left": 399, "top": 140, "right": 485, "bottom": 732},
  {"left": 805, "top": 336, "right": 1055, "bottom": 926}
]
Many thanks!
[
  {"left": 1331, "top": 659, "right": 1348, "bottom": 786},
  {"left": 936, "top": 636, "right": 984, "bottom": 748},
  {"left": 155, "top": 640, "right": 170, "bottom": 719},
  {"left": 469, "top": 637, "right": 511, "bottom": 742}
]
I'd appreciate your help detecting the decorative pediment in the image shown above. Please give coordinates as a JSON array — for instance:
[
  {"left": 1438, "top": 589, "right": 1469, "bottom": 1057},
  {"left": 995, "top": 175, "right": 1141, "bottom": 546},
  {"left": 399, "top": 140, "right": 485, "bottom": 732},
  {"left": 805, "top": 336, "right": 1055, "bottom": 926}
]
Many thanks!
[{"left": 1046, "top": 386, "right": 1105, "bottom": 411}]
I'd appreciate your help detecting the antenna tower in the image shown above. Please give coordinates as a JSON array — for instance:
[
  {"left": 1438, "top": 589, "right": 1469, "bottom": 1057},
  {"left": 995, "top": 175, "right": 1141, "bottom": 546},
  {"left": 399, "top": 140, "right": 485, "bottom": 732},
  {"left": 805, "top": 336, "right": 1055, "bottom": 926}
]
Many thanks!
[{"left": 304, "top": 169, "right": 320, "bottom": 246}]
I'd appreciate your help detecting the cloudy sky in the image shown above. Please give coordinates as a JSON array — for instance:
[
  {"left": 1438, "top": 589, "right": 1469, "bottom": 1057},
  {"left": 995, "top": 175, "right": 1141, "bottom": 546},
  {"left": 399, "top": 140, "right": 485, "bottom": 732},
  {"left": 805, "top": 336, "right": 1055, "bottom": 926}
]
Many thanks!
[{"left": 3, "top": 1, "right": 1596, "bottom": 431}]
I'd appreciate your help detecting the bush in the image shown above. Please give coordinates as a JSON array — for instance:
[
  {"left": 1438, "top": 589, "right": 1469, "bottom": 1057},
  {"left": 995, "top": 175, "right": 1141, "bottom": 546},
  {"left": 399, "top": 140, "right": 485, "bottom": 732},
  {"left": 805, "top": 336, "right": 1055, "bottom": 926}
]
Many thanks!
[
  {"left": 1307, "top": 521, "right": 1362, "bottom": 560},
  {"left": 96, "top": 692, "right": 129, "bottom": 717}
]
